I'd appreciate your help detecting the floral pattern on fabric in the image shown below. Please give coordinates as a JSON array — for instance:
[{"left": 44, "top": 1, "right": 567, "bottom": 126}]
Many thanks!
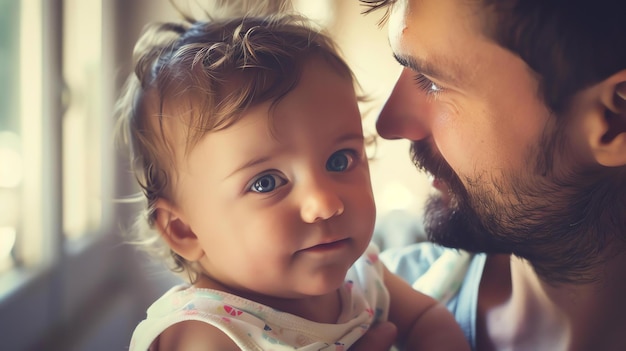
[{"left": 130, "top": 244, "right": 389, "bottom": 351}]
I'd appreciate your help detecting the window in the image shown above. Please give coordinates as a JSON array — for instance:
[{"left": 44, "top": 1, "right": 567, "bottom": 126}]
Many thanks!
[
  {"left": 0, "top": 0, "right": 38, "bottom": 273},
  {"left": 62, "top": 0, "right": 105, "bottom": 239},
  {"left": 1, "top": 0, "right": 126, "bottom": 350},
  {"left": 0, "top": 0, "right": 111, "bottom": 273}
]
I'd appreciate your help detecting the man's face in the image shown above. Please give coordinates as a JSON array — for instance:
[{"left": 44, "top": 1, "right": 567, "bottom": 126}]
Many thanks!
[{"left": 378, "top": 0, "right": 606, "bottom": 282}]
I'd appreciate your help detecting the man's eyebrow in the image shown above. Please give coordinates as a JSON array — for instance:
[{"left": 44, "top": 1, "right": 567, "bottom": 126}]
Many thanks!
[{"left": 393, "top": 53, "right": 461, "bottom": 85}]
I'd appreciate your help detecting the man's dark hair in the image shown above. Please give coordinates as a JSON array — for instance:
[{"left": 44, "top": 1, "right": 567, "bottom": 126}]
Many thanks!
[{"left": 360, "top": 0, "right": 626, "bottom": 113}]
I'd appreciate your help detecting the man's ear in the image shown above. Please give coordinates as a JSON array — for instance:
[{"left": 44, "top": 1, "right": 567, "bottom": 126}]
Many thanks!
[
  {"left": 154, "top": 198, "right": 204, "bottom": 262},
  {"left": 586, "top": 70, "right": 626, "bottom": 167}
]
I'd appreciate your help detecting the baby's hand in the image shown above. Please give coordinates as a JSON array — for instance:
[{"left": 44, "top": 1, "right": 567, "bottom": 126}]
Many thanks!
[{"left": 349, "top": 321, "right": 397, "bottom": 351}]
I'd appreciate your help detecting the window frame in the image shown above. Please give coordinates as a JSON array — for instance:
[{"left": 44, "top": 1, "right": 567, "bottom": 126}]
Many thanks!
[{"left": 0, "top": 1, "right": 141, "bottom": 350}]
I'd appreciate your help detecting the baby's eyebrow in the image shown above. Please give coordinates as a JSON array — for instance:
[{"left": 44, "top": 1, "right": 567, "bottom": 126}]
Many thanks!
[
  {"left": 336, "top": 133, "right": 366, "bottom": 143},
  {"left": 224, "top": 133, "right": 364, "bottom": 180},
  {"left": 225, "top": 155, "right": 274, "bottom": 180}
]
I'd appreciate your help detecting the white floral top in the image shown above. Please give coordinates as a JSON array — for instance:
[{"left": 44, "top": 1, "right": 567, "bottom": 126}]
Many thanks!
[{"left": 129, "top": 244, "right": 389, "bottom": 351}]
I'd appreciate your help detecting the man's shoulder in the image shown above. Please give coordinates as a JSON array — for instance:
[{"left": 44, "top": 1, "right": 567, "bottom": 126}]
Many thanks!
[{"left": 380, "top": 241, "right": 451, "bottom": 282}]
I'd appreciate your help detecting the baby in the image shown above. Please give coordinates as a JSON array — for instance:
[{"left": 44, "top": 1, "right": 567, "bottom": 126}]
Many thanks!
[{"left": 118, "top": 4, "right": 470, "bottom": 351}]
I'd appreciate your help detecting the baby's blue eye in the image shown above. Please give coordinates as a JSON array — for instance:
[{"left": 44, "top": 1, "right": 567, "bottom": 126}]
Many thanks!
[
  {"left": 250, "top": 174, "right": 284, "bottom": 193},
  {"left": 251, "top": 174, "right": 276, "bottom": 193},
  {"left": 326, "top": 150, "right": 353, "bottom": 172}
]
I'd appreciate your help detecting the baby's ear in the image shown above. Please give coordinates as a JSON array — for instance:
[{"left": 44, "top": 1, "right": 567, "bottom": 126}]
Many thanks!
[
  {"left": 587, "top": 70, "right": 626, "bottom": 167},
  {"left": 154, "top": 199, "right": 204, "bottom": 262}
]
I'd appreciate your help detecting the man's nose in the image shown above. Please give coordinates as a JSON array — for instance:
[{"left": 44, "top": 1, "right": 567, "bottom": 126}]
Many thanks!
[
  {"left": 376, "top": 68, "right": 431, "bottom": 141},
  {"left": 300, "top": 178, "right": 345, "bottom": 224}
]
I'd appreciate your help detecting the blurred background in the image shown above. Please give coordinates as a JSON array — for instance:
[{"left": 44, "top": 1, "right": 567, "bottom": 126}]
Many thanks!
[{"left": 0, "top": 0, "right": 430, "bottom": 349}]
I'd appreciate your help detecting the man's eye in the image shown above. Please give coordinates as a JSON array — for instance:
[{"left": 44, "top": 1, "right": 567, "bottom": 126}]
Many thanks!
[
  {"left": 249, "top": 174, "right": 286, "bottom": 193},
  {"left": 413, "top": 73, "right": 442, "bottom": 95},
  {"left": 326, "top": 150, "right": 355, "bottom": 172}
]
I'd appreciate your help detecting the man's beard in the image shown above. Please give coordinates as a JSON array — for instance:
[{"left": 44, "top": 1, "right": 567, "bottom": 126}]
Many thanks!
[{"left": 410, "top": 135, "right": 623, "bottom": 285}]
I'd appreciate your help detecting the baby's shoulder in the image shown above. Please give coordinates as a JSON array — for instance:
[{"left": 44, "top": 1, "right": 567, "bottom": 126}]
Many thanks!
[{"left": 157, "top": 320, "right": 239, "bottom": 351}]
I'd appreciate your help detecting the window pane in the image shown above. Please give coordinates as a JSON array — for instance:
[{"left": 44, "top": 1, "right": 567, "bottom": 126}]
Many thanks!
[
  {"left": 62, "top": 0, "right": 103, "bottom": 239},
  {"left": 0, "top": 1, "right": 21, "bottom": 271},
  {"left": 0, "top": 0, "right": 49, "bottom": 272}
]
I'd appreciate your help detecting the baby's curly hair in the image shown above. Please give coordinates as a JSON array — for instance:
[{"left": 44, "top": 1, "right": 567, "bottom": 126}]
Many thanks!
[{"left": 116, "top": 7, "right": 358, "bottom": 282}]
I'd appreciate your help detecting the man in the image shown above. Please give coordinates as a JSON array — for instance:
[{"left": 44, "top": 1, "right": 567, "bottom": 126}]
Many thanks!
[{"left": 350, "top": 0, "right": 626, "bottom": 350}]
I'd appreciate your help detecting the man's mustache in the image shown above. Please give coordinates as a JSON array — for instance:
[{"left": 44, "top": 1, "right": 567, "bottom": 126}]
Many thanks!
[{"left": 410, "top": 140, "right": 455, "bottom": 184}]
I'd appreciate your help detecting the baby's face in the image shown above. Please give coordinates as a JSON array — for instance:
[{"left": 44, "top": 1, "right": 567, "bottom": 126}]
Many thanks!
[{"left": 172, "top": 57, "right": 376, "bottom": 301}]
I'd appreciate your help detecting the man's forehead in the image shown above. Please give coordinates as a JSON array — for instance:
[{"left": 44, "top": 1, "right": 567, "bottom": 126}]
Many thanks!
[
  {"left": 387, "top": 0, "right": 485, "bottom": 45},
  {"left": 387, "top": 0, "right": 408, "bottom": 50},
  {"left": 386, "top": 0, "right": 486, "bottom": 85}
]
